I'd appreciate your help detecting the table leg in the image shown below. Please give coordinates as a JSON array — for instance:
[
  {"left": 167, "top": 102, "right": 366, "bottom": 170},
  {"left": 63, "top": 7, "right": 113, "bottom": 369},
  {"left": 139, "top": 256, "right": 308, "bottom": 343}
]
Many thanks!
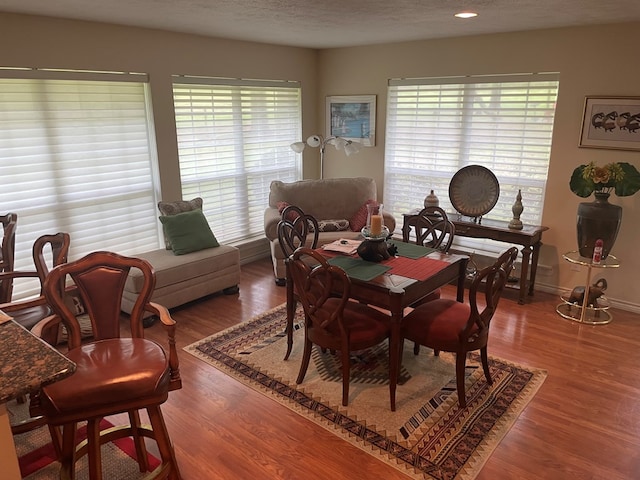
[
  {"left": 518, "top": 246, "right": 532, "bottom": 305},
  {"left": 529, "top": 242, "right": 542, "bottom": 296},
  {"left": 388, "top": 287, "right": 404, "bottom": 412},
  {"left": 456, "top": 257, "right": 468, "bottom": 302}
]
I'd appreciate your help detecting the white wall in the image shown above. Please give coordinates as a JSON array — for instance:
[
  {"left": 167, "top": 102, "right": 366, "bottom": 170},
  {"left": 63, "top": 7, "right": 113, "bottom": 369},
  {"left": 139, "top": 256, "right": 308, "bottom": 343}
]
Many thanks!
[{"left": 318, "top": 24, "right": 640, "bottom": 312}]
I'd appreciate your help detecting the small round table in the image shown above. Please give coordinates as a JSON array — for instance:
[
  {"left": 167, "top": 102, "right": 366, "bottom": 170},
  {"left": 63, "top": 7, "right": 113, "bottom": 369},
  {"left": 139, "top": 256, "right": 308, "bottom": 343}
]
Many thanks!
[{"left": 556, "top": 251, "right": 619, "bottom": 325}]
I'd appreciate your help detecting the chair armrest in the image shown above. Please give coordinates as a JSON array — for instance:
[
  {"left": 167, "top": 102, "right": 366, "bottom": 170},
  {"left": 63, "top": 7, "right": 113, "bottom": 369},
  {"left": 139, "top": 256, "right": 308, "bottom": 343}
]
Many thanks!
[
  {"left": 30, "top": 314, "right": 61, "bottom": 346},
  {"left": 0, "top": 294, "right": 47, "bottom": 312},
  {"left": 145, "top": 301, "right": 181, "bottom": 390},
  {"left": 264, "top": 207, "right": 281, "bottom": 241}
]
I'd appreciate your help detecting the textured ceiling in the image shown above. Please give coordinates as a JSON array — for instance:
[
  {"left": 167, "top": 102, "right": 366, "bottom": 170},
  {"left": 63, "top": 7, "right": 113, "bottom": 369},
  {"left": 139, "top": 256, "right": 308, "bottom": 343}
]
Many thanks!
[{"left": 1, "top": 0, "right": 640, "bottom": 48}]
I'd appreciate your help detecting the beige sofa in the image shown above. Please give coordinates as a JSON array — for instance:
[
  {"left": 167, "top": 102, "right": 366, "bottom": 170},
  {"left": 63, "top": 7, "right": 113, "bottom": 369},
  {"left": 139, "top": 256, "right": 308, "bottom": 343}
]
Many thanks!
[{"left": 264, "top": 177, "right": 396, "bottom": 284}]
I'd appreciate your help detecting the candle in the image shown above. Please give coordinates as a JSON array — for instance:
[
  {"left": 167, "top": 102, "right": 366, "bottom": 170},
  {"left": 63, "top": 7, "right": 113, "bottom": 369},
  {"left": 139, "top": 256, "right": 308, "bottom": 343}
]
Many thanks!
[{"left": 370, "top": 214, "right": 382, "bottom": 236}]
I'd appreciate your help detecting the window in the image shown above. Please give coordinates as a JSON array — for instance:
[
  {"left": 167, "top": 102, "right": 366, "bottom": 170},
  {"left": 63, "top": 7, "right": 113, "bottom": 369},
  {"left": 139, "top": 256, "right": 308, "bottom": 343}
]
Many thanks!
[
  {"left": 172, "top": 77, "right": 302, "bottom": 244},
  {"left": 384, "top": 73, "right": 559, "bottom": 254},
  {"left": 0, "top": 70, "right": 159, "bottom": 298}
]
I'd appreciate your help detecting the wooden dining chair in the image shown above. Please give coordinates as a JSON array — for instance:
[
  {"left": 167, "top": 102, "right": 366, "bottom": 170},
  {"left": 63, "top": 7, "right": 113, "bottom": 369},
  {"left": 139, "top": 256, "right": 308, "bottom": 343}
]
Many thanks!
[
  {"left": 278, "top": 205, "right": 320, "bottom": 360},
  {"left": 0, "top": 232, "right": 71, "bottom": 435},
  {"left": 401, "top": 247, "right": 518, "bottom": 408},
  {"left": 0, "top": 232, "right": 71, "bottom": 333},
  {"left": 288, "top": 247, "right": 391, "bottom": 406},
  {"left": 31, "top": 251, "right": 182, "bottom": 480},
  {"left": 408, "top": 207, "right": 457, "bottom": 353}
]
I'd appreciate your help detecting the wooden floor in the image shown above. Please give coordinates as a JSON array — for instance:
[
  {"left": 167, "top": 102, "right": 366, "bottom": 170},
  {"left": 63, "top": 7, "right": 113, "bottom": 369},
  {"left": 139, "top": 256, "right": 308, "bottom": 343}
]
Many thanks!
[{"left": 142, "top": 257, "right": 640, "bottom": 480}]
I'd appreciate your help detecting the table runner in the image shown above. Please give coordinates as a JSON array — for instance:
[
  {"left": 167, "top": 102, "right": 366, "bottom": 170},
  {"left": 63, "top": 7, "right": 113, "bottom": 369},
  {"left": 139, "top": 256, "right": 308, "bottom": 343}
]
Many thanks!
[{"left": 382, "top": 255, "right": 450, "bottom": 281}]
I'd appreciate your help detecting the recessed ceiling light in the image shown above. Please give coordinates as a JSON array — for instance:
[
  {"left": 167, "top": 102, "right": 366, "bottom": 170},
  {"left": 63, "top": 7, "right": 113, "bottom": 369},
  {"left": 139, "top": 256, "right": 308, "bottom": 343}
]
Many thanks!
[{"left": 455, "top": 12, "right": 478, "bottom": 19}]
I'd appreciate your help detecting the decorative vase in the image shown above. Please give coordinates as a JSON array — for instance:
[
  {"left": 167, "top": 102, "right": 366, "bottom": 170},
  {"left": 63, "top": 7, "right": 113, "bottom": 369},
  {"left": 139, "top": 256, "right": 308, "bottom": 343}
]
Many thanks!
[
  {"left": 576, "top": 192, "right": 622, "bottom": 260},
  {"left": 424, "top": 190, "right": 439, "bottom": 208},
  {"left": 508, "top": 189, "right": 524, "bottom": 230}
]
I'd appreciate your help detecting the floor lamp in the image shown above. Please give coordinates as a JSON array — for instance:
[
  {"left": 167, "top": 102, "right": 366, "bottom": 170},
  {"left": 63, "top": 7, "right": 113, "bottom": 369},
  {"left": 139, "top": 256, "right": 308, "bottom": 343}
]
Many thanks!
[{"left": 290, "top": 134, "right": 361, "bottom": 179}]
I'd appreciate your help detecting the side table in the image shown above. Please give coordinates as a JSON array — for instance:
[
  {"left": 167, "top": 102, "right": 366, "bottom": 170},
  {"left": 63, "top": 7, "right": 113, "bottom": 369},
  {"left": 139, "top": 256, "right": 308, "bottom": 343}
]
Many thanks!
[{"left": 556, "top": 251, "right": 619, "bottom": 325}]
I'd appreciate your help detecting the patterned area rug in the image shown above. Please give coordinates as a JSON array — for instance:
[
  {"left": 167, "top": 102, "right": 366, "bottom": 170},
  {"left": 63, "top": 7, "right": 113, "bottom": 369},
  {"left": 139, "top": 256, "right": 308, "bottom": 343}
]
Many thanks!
[
  {"left": 9, "top": 400, "right": 161, "bottom": 479},
  {"left": 184, "top": 304, "right": 547, "bottom": 480}
]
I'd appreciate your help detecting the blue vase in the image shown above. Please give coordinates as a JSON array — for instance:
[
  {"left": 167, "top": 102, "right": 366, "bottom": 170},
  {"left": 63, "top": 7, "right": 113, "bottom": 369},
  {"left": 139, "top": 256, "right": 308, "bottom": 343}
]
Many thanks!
[{"left": 576, "top": 192, "right": 622, "bottom": 259}]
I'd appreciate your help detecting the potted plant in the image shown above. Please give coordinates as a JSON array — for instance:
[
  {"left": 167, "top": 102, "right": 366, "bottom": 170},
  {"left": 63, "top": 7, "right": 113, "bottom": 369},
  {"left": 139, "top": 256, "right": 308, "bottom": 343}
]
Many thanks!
[{"left": 569, "top": 161, "right": 640, "bottom": 259}]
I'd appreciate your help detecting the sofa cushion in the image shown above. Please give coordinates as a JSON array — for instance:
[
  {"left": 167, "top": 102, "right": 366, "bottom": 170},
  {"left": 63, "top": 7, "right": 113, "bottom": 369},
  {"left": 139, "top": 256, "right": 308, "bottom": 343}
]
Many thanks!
[
  {"left": 157, "top": 197, "right": 203, "bottom": 249},
  {"left": 159, "top": 209, "right": 219, "bottom": 255},
  {"left": 125, "top": 245, "right": 239, "bottom": 294},
  {"left": 318, "top": 219, "right": 350, "bottom": 232}
]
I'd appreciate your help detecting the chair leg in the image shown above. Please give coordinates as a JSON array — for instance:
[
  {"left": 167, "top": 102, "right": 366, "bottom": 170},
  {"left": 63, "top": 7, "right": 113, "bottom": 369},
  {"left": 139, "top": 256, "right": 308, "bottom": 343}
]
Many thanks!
[
  {"left": 413, "top": 342, "right": 420, "bottom": 355},
  {"left": 296, "top": 338, "right": 313, "bottom": 384},
  {"left": 147, "top": 405, "right": 182, "bottom": 480},
  {"left": 455, "top": 352, "right": 468, "bottom": 408},
  {"left": 87, "top": 418, "right": 103, "bottom": 480},
  {"left": 480, "top": 347, "right": 493, "bottom": 386},
  {"left": 340, "top": 349, "right": 351, "bottom": 406},
  {"left": 129, "top": 410, "right": 150, "bottom": 472},
  {"left": 48, "top": 424, "right": 63, "bottom": 459},
  {"left": 60, "top": 422, "right": 78, "bottom": 480}
]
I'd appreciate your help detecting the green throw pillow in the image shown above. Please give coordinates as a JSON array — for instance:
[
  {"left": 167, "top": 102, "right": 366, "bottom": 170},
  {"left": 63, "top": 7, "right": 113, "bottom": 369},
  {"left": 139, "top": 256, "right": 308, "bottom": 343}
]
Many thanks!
[{"left": 159, "top": 209, "right": 219, "bottom": 255}]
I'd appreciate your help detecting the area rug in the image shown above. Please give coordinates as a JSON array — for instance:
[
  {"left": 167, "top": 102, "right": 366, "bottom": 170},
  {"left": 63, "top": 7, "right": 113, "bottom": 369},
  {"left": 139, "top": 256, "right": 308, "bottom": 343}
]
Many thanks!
[
  {"left": 9, "top": 400, "right": 161, "bottom": 479},
  {"left": 184, "top": 304, "right": 547, "bottom": 480}
]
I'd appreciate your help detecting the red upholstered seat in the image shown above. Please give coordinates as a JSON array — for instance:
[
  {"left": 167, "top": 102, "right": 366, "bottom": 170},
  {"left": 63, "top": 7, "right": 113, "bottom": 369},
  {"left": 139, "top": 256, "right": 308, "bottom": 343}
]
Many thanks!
[{"left": 401, "top": 247, "right": 518, "bottom": 408}]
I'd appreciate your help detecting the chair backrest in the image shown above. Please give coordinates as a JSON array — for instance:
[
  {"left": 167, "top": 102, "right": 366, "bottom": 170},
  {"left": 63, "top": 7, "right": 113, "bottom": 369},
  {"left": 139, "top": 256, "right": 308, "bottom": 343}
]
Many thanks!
[
  {"left": 412, "top": 206, "right": 455, "bottom": 252},
  {"left": 0, "top": 213, "right": 18, "bottom": 301},
  {"left": 467, "top": 247, "right": 519, "bottom": 337},
  {"left": 43, "top": 251, "right": 156, "bottom": 348},
  {"left": 288, "top": 247, "right": 350, "bottom": 338},
  {"left": 32, "top": 232, "right": 71, "bottom": 295},
  {"left": 277, "top": 205, "right": 320, "bottom": 259}
]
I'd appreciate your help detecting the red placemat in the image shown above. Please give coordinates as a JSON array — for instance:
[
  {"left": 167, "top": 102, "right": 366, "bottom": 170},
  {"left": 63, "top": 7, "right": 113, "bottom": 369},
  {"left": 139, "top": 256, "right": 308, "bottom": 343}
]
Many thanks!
[{"left": 383, "top": 255, "right": 450, "bottom": 281}]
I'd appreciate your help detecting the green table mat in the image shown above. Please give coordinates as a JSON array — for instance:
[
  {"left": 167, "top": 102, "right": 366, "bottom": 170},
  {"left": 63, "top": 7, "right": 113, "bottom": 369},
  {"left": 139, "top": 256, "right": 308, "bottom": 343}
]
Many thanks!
[
  {"left": 327, "top": 256, "right": 391, "bottom": 282},
  {"left": 393, "top": 242, "right": 436, "bottom": 259}
]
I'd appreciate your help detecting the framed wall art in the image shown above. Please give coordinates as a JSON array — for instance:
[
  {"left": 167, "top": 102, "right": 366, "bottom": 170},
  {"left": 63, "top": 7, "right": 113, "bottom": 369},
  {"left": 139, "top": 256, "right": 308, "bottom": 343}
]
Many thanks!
[
  {"left": 326, "top": 95, "right": 376, "bottom": 146},
  {"left": 579, "top": 96, "right": 640, "bottom": 151}
]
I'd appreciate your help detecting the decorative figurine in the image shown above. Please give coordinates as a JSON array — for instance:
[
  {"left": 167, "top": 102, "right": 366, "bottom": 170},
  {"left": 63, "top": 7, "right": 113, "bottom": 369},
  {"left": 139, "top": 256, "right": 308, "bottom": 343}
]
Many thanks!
[
  {"left": 508, "top": 189, "right": 524, "bottom": 230},
  {"left": 424, "top": 189, "right": 439, "bottom": 208},
  {"left": 357, "top": 239, "right": 396, "bottom": 262},
  {"left": 567, "top": 278, "right": 608, "bottom": 308}
]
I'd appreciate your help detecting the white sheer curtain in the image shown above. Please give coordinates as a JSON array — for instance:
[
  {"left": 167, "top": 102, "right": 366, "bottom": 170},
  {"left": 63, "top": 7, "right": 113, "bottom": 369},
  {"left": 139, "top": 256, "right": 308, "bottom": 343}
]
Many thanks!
[
  {"left": 384, "top": 73, "right": 559, "bottom": 254},
  {"left": 172, "top": 77, "right": 302, "bottom": 244},
  {"left": 0, "top": 70, "right": 160, "bottom": 298}
]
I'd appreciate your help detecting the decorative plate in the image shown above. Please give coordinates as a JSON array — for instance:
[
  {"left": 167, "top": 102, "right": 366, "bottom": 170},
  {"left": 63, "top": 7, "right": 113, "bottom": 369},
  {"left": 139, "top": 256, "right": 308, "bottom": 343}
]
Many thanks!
[{"left": 448, "top": 165, "right": 500, "bottom": 218}]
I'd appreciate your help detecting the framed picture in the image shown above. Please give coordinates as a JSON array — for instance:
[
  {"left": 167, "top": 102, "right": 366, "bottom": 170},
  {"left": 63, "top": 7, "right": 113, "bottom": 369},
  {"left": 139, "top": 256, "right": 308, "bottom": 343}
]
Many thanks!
[
  {"left": 326, "top": 95, "right": 376, "bottom": 146},
  {"left": 579, "top": 96, "right": 640, "bottom": 151}
]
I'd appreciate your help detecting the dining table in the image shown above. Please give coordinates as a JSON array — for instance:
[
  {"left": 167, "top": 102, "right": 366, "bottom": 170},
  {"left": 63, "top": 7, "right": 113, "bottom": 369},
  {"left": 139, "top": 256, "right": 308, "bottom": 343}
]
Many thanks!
[
  {"left": 0, "top": 310, "right": 76, "bottom": 479},
  {"left": 284, "top": 240, "right": 469, "bottom": 411}
]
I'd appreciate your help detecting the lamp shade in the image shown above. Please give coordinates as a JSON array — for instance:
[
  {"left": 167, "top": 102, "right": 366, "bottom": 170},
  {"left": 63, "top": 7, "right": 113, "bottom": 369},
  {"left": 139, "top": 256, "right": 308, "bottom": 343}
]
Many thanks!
[
  {"left": 343, "top": 141, "right": 361, "bottom": 156},
  {"left": 306, "top": 135, "right": 322, "bottom": 148},
  {"left": 290, "top": 141, "right": 306, "bottom": 153}
]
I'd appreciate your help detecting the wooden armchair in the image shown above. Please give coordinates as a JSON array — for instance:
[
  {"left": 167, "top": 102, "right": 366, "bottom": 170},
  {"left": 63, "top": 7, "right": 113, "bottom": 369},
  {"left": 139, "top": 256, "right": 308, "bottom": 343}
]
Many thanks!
[
  {"left": 32, "top": 251, "right": 182, "bottom": 479},
  {"left": 401, "top": 247, "right": 518, "bottom": 407},
  {"left": 288, "top": 248, "right": 391, "bottom": 407}
]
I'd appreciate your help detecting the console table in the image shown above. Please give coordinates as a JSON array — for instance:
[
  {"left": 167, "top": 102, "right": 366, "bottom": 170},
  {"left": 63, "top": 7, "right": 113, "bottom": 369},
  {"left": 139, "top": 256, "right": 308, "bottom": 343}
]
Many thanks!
[{"left": 402, "top": 211, "right": 548, "bottom": 304}]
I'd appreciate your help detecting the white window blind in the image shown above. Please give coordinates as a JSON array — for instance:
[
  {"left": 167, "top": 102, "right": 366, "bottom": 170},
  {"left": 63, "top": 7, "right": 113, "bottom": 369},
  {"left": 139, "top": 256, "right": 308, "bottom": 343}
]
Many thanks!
[
  {"left": 172, "top": 77, "right": 302, "bottom": 244},
  {"left": 384, "top": 73, "right": 559, "bottom": 254},
  {"left": 0, "top": 72, "right": 159, "bottom": 298}
]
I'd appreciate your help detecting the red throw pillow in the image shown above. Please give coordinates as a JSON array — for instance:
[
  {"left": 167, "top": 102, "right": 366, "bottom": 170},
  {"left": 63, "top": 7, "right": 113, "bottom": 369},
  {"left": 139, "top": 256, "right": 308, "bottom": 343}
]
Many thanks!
[
  {"left": 277, "top": 201, "right": 300, "bottom": 222},
  {"left": 350, "top": 199, "right": 378, "bottom": 231}
]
